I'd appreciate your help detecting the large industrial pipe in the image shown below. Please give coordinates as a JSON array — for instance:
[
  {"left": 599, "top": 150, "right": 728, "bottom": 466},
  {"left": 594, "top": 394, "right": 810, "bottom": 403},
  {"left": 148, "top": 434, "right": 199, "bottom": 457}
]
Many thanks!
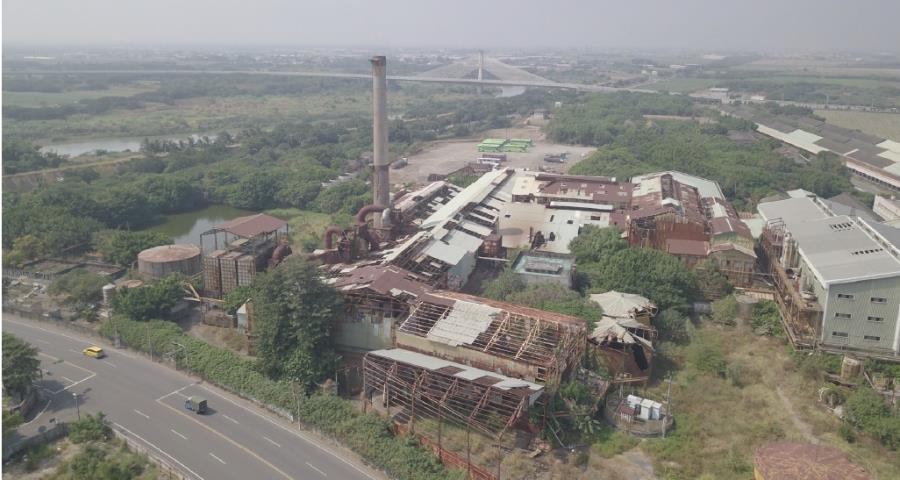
[
  {"left": 323, "top": 226, "right": 345, "bottom": 250},
  {"left": 371, "top": 56, "right": 390, "bottom": 229},
  {"left": 356, "top": 204, "right": 387, "bottom": 225}
]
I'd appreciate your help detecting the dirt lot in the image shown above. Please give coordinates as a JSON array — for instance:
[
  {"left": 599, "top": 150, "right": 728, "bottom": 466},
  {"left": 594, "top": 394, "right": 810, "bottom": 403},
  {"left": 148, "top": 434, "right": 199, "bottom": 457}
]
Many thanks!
[{"left": 392, "top": 124, "right": 596, "bottom": 185}]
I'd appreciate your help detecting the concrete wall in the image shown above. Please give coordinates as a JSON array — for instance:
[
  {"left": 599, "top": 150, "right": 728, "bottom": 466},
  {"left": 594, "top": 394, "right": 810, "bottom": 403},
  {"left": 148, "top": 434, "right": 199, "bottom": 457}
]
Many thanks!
[
  {"left": 334, "top": 313, "right": 397, "bottom": 352},
  {"left": 821, "top": 276, "right": 900, "bottom": 353}
]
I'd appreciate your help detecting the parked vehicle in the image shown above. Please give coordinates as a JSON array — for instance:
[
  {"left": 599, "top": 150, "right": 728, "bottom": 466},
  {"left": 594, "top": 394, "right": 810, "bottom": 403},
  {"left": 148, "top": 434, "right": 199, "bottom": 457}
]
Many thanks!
[{"left": 184, "top": 396, "right": 208, "bottom": 414}]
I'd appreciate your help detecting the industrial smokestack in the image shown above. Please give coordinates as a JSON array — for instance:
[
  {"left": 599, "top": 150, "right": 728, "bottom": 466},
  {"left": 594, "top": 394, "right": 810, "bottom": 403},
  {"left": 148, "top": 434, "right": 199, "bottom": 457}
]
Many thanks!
[
  {"left": 477, "top": 50, "right": 484, "bottom": 95},
  {"left": 371, "top": 55, "right": 390, "bottom": 228}
]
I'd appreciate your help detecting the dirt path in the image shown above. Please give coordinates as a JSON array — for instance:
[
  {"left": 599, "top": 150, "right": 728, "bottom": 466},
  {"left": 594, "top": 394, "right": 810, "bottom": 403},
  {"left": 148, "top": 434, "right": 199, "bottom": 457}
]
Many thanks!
[{"left": 776, "top": 385, "right": 818, "bottom": 444}]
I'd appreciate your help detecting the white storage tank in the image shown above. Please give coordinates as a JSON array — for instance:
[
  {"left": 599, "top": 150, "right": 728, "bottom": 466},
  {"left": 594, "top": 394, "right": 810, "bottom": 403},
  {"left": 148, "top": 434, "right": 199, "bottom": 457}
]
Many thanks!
[{"left": 137, "top": 244, "right": 202, "bottom": 279}]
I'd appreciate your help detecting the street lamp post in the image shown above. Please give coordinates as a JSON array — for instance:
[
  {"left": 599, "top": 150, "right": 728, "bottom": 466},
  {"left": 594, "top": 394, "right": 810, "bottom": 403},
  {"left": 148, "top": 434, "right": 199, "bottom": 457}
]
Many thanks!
[{"left": 73, "top": 392, "right": 81, "bottom": 420}]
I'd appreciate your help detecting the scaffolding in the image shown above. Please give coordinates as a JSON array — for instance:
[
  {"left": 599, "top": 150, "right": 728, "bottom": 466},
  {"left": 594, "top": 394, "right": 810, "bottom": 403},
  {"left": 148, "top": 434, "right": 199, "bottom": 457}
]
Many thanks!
[
  {"left": 760, "top": 221, "right": 821, "bottom": 349},
  {"left": 398, "top": 292, "right": 586, "bottom": 385}
]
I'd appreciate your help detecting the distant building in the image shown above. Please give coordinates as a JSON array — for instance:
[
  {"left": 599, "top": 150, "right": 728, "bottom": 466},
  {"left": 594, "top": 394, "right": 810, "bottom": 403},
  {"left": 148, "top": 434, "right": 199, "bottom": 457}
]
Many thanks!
[
  {"left": 874, "top": 195, "right": 900, "bottom": 225},
  {"left": 758, "top": 194, "right": 900, "bottom": 359}
]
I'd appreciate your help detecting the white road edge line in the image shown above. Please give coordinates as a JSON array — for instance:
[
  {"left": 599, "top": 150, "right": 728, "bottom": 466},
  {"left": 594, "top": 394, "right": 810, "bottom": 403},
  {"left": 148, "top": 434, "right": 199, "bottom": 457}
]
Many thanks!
[
  {"left": 209, "top": 452, "right": 226, "bottom": 465},
  {"left": 171, "top": 429, "right": 188, "bottom": 440},
  {"left": 113, "top": 422, "right": 205, "bottom": 480},
  {"left": 221, "top": 414, "right": 239, "bottom": 424},
  {"left": 198, "top": 385, "right": 377, "bottom": 480},
  {"left": 103, "top": 360, "right": 117, "bottom": 368},
  {"left": 263, "top": 436, "right": 281, "bottom": 448},
  {"left": 35, "top": 339, "right": 51, "bottom": 344},
  {"left": 22, "top": 399, "right": 52, "bottom": 426},
  {"left": 133, "top": 409, "right": 150, "bottom": 419},
  {"left": 157, "top": 383, "right": 197, "bottom": 402},
  {"left": 307, "top": 462, "right": 327, "bottom": 477}
]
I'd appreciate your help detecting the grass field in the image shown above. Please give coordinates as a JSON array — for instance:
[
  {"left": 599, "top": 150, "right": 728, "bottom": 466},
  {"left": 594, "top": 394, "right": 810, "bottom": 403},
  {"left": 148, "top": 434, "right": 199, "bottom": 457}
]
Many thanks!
[
  {"left": 816, "top": 110, "right": 900, "bottom": 141},
  {"left": 2, "top": 82, "right": 159, "bottom": 107},
  {"left": 4, "top": 90, "right": 474, "bottom": 142}
]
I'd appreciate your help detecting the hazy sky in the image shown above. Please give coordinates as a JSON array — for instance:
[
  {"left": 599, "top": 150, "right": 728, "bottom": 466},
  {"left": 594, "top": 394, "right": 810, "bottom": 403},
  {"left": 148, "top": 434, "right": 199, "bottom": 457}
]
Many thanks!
[{"left": 3, "top": 0, "right": 899, "bottom": 52}]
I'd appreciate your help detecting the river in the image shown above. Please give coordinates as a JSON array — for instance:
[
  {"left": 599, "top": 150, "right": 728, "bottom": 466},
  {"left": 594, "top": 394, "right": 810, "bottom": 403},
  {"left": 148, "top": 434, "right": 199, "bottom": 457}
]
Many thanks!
[
  {"left": 143, "top": 205, "right": 255, "bottom": 248},
  {"left": 40, "top": 133, "right": 214, "bottom": 157}
]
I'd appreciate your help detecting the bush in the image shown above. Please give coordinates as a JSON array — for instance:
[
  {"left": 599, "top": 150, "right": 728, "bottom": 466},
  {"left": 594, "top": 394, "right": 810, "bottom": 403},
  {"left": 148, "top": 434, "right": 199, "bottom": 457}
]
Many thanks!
[
  {"left": 843, "top": 387, "right": 900, "bottom": 450},
  {"left": 591, "top": 425, "right": 639, "bottom": 458},
  {"left": 685, "top": 331, "right": 727, "bottom": 376},
  {"left": 750, "top": 300, "right": 783, "bottom": 337},
  {"left": 655, "top": 308, "right": 690, "bottom": 344},
  {"left": 69, "top": 412, "right": 112, "bottom": 443},
  {"left": 48, "top": 268, "right": 108, "bottom": 307},
  {"left": 111, "top": 274, "right": 185, "bottom": 321},
  {"left": 710, "top": 296, "right": 739, "bottom": 326}
]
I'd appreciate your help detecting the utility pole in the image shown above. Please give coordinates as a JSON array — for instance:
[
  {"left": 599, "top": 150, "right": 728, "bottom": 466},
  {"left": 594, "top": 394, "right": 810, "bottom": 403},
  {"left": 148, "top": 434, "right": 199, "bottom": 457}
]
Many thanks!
[
  {"left": 662, "top": 375, "right": 673, "bottom": 438},
  {"left": 73, "top": 392, "right": 81, "bottom": 420},
  {"left": 147, "top": 323, "right": 152, "bottom": 361}
]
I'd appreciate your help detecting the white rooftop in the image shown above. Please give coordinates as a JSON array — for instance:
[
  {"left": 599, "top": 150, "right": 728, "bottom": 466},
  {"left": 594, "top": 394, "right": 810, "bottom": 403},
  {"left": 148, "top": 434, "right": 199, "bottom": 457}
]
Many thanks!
[
  {"left": 370, "top": 348, "right": 543, "bottom": 395},
  {"left": 760, "top": 195, "right": 900, "bottom": 285}
]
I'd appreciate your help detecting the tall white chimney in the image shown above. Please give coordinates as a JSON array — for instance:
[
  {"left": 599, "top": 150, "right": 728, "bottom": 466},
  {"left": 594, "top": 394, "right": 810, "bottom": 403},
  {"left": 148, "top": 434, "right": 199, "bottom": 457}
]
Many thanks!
[{"left": 371, "top": 55, "right": 390, "bottom": 228}]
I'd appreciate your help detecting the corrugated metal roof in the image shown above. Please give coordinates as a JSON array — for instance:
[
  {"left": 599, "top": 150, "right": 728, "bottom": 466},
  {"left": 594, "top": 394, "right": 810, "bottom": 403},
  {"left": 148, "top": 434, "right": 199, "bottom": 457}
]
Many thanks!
[
  {"left": 369, "top": 348, "right": 543, "bottom": 393},
  {"left": 217, "top": 213, "right": 287, "bottom": 238},
  {"left": 426, "top": 299, "right": 499, "bottom": 346},
  {"left": 424, "top": 240, "right": 469, "bottom": 265}
]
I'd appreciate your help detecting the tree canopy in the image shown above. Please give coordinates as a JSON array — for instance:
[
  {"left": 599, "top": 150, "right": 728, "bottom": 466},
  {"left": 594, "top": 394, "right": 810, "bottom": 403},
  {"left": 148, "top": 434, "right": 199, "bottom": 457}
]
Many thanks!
[
  {"left": 569, "top": 226, "right": 698, "bottom": 310},
  {"left": 93, "top": 230, "right": 173, "bottom": 267},
  {"left": 252, "top": 257, "right": 342, "bottom": 388},
  {"left": 48, "top": 268, "right": 109, "bottom": 307},
  {"left": 111, "top": 275, "right": 185, "bottom": 321},
  {"left": 2, "top": 333, "right": 41, "bottom": 400}
]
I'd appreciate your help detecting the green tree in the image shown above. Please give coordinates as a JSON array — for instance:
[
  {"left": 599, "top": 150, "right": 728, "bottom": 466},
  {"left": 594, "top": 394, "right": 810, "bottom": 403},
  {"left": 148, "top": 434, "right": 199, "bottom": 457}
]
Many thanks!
[
  {"left": 568, "top": 225, "right": 628, "bottom": 264},
  {"left": 844, "top": 387, "right": 900, "bottom": 449},
  {"left": 49, "top": 268, "right": 109, "bottom": 307},
  {"left": 223, "top": 285, "right": 253, "bottom": 316},
  {"left": 587, "top": 248, "right": 698, "bottom": 311},
  {"left": 2, "top": 333, "right": 41, "bottom": 400},
  {"left": 93, "top": 230, "right": 172, "bottom": 267},
  {"left": 481, "top": 268, "right": 526, "bottom": 301},
  {"left": 655, "top": 308, "right": 690, "bottom": 343},
  {"left": 111, "top": 275, "right": 184, "bottom": 321},
  {"left": 694, "top": 259, "right": 733, "bottom": 299},
  {"left": 4, "top": 234, "right": 48, "bottom": 267},
  {"left": 505, "top": 283, "right": 603, "bottom": 329},
  {"left": 253, "top": 257, "right": 341, "bottom": 388},
  {"left": 69, "top": 412, "right": 113, "bottom": 443}
]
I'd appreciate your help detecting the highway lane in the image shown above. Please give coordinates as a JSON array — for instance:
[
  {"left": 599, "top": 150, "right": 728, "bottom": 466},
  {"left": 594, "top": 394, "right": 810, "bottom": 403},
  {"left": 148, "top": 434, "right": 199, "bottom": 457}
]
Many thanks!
[{"left": 4, "top": 315, "right": 381, "bottom": 480}]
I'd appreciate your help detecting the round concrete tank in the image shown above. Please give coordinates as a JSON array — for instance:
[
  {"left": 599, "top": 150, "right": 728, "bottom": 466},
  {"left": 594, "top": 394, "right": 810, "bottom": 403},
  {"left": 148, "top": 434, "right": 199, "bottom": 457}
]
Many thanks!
[
  {"left": 102, "top": 283, "right": 117, "bottom": 306},
  {"left": 137, "top": 244, "right": 202, "bottom": 279}
]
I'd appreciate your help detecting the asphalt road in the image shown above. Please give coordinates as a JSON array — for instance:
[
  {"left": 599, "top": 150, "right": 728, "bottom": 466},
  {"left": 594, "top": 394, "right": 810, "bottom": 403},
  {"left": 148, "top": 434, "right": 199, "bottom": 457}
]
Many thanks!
[{"left": 4, "top": 315, "right": 382, "bottom": 480}]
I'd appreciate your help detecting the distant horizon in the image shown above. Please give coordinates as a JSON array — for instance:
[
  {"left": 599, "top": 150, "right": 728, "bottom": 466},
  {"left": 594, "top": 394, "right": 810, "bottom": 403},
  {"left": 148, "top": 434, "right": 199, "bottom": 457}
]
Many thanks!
[{"left": 3, "top": 0, "right": 899, "bottom": 54}]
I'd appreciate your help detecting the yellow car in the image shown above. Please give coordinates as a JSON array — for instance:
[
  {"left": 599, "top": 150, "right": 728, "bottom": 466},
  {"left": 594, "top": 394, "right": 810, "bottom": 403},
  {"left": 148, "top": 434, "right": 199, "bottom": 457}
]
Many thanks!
[{"left": 82, "top": 346, "right": 106, "bottom": 359}]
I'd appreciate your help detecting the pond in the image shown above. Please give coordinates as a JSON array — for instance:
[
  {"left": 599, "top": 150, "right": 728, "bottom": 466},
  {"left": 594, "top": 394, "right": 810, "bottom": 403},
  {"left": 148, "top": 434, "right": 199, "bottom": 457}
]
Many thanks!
[
  {"left": 143, "top": 205, "right": 255, "bottom": 248},
  {"left": 40, "top": 133, "right": 213, "bottom": 158}
]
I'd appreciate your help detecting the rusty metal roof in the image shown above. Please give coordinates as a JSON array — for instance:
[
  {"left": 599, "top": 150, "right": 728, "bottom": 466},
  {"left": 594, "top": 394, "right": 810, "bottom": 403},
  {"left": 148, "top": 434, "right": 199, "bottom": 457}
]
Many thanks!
[{"left": 217, "top": 214, "right": 287, "bottom": 238}]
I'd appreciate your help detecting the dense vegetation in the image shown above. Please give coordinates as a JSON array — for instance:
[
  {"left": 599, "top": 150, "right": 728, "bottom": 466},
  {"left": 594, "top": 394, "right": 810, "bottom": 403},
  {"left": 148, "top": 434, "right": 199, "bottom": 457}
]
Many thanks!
[
  {"left": 252, "top": 257, "right": 342, "bottom": 388},
  {"left": 551, "top": 92, "right": 854, "bottom": 209},
  {"left": 111, "top": 274, "right": 185, "bottom": 321},
  {"left": 482, "top": 272, "right": 603, "bottom": 329},
  {"left": 2, "top": 139, "right": 68, "bottom": 174},
  {"left": 49, "top": 268, "right": 109, "bottom": 310},
  {"left": 569, "top": 226, "right": 698, "bottom": 311},
  {"left": 2, "top": 333, "right": 41, "bottom": 400},
  {"left": 93, "top": 230, "right": 172, "bottom": 267}
]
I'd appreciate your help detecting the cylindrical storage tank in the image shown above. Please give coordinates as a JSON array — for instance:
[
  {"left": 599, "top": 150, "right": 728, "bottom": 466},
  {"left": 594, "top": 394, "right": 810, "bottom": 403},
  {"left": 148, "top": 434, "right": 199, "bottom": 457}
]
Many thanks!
[
  {"left": 102, "top": 283, "right": 117, "bottom": 306},
  {"left": 841, "top": 356, "right": 862, "bottom": 382},
  {"left": 137, "top": 244, "right": 202, "bottom": 279}
]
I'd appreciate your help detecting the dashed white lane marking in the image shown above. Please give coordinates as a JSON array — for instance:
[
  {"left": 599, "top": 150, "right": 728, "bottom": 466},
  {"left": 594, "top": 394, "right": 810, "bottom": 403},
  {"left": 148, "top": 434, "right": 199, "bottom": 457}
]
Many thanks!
[
  {"left": 61, "top": 376, "right": 75, "bottom": 384},
  {"left": 221, "top": 414, "right": 239, "bottom": 424},
  {"left": 68, "top": 349, "right": 80, "bottom": 354},
  {"left": 157, "top": 383, "right": 197, "bottom": 402},
  {"left": 263, "top": 436, "right": 281, "bottom": 448},
  {"left": 171, "top": 429, "right": 188, "bottom": 440},
  {"left": 198, "top": 385, "right": 377, "bottom": 480},
  {"left": 102, "top": 360, "right": 117, "bottom": 368},
  {"left": 114, "top": 422, "right": 205, "bottom": 480},
  {"left": 209, "top": 452, "right": 226, "bottom": 465},
  {"left": 133, "top": 409, "right": 150, "bottom": 419},
  {"left": 306, "top": 462, "right": 327, "bottom": 477}
]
